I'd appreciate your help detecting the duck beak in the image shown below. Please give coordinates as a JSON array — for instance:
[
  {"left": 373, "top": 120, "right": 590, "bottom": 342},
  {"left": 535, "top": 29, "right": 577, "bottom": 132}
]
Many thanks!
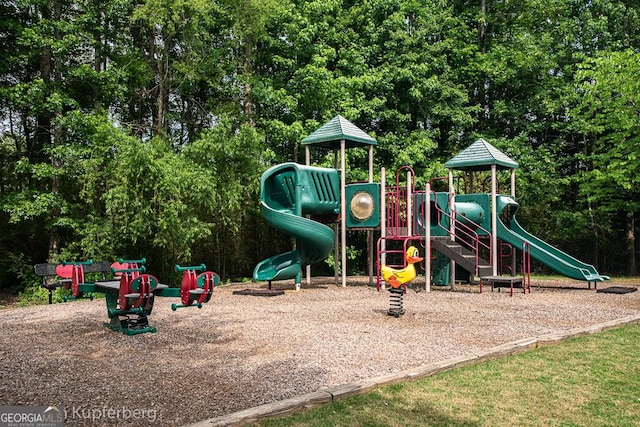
[{"left": 408, "top": 256, "right": 424, "bottom": 263}]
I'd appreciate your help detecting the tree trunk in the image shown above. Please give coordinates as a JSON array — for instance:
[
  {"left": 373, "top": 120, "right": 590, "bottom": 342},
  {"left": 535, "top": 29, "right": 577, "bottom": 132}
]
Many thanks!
[
  {"left": 152, "top": 30, "right": 169, "bottom": 138},
  {"left": 479, "top": 0, "right": 486, "bottom": 46},
  {"left": 36, "top": 2, "right": 53, "bottom": 155},
  {"left": 626, "top": 211, "right": 636, "bottom": 275},
  {"left": 43, "top": 0, "right": 62, "bottom": 262},
  {"left": 586, "top": 134, "right": 599, "bottom": 268},
  {"left": 242, "top": 34, "right": 255, "bottom": 126},
  {"left": 477, "top": 0, "right": 488, "bottom": 132}
]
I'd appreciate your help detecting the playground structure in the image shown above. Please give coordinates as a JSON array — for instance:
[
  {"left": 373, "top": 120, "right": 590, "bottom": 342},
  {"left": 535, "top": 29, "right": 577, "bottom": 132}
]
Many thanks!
[
  {"left": 254, "top": 116, "right": 610, "bottom": 292},
  {"left": 35, "top": 258, "right": 219, "bottom": 335}
]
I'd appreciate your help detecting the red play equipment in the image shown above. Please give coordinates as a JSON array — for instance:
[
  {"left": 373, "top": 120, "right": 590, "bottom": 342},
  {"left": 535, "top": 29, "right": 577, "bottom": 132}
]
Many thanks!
[
  {"left": 172, "top": 264, "right": 218, "bottom": 310},
  {"left": 110, "top": 259, "right": 160, "bottom": 314},
  {"left": 35, "top": 258, "right": 220, "bottom": 335}
]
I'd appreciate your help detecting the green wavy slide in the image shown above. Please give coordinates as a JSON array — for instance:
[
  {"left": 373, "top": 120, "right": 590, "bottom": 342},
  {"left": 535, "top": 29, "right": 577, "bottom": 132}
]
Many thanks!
[{"left": 253, "top": 163, "right": 340, "bottom": 283}]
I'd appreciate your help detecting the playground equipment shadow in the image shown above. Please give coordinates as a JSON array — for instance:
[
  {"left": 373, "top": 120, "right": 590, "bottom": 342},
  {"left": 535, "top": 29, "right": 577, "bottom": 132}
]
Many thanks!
[{"left": 0, "top": 277, "right": 638, "bottom": 426}]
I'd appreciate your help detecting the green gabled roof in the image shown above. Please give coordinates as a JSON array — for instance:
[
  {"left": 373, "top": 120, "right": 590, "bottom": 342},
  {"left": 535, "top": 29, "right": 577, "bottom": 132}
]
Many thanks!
[
  {"left": 445, "top": 138, "right": 518, "bottom": 171},
  {"left": 301, "top": 115, "right": 377, "bottom": 149}
]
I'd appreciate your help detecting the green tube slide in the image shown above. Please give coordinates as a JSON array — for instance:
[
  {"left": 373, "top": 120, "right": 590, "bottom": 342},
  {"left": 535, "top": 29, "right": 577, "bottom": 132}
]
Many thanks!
[
  {"left": 253, "top": 163, "right": 340, "bottom": 283},
  {"left": 495, "top": 196, "right": 609, "bottom": 283}
]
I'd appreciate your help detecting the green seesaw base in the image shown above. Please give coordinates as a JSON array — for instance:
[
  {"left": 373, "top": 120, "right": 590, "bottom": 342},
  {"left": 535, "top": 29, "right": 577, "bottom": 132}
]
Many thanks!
[{"left": 103, "top": 316, "right": 157, "bottom": 336}]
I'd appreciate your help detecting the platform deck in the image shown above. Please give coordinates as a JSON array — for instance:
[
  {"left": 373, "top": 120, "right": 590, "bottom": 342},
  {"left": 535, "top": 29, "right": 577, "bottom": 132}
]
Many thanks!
[{"left": 480, "top": 275, "right": 528, "bottom": 296}]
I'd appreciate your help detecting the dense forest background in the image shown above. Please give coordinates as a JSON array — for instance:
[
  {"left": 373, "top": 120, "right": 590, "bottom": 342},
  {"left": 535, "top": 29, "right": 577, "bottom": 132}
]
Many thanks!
[{"left": 1, "top": 0, "right": 639, "bottom": 297}]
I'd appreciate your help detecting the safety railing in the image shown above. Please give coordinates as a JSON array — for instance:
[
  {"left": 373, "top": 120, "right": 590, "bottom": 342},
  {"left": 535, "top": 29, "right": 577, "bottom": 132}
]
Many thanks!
[
  {"left": 428, "top": 191, "right": 493, "bottom": 277},
  {"left": 522, "top": 241, "right": 531, "bottom": 293}
]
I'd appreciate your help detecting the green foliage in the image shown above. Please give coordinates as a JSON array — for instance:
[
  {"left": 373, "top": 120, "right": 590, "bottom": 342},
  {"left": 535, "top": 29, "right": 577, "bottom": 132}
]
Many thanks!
[
  {"left": 182, "top": 117, "right": 268, "bottom": 277},
  {"left": 572, "top": 50, "right": 640, "bottom": 211},
  {"left": 99, "top": 136, "right": 215, "bottom": 276},
  {"left": 324, "top": 245, "right": 361, "bottom": 275},
  {"left": 2, "top": 0, "right": 640, "bottom": 292},
  {"left": 567, "top": 48, "right": 640, "bottom": 273},
  {"left": 18, "top": 283, "right": 70, "bottom": 306}
]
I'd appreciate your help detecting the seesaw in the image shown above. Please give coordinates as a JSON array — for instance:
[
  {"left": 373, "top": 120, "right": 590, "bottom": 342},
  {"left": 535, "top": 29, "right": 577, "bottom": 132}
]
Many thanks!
[{"left": 61, "top": 258, "right": 219, "bottom": 335}]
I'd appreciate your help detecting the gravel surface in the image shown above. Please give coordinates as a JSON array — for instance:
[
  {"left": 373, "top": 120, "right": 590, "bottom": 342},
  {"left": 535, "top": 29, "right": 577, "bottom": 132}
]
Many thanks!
[{"left": 0, "top": 278, "right": 639, "bottom": 426}]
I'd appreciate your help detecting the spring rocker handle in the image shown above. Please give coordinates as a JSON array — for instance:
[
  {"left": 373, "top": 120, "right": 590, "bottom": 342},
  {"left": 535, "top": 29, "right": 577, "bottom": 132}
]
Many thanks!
[
  {"left": 119, "top": 257, "right": 146, "bottom": 265},
  {"left": 62, "top": 259, "right": 93, "bottom": 266},
  {"left": 111, "top": 266, "right": 146, "bottom": 274},
  {"left": 174, "top": 264, "right": 206, "bottom": 273}
]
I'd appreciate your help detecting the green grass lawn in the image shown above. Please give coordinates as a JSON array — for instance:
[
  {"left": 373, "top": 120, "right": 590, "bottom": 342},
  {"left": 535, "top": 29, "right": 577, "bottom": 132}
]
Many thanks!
[{"left": 253, "top": 323, "right": 640, "bottom": 427}]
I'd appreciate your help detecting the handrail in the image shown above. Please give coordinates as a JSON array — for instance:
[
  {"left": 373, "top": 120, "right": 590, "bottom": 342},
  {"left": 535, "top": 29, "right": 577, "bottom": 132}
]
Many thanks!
[
  {"left": 522, "top": 241, "right": 531, "bottom": 292},
  {"left": 385, "top": 187, "right": 407, "bottom": 235},
  {"left": 499, "top": 242, "right": 513, "bottom": 275},
  {"left": 429, "top": 176, "right": 448, "bottom": 187},
  {"left": 384, "top": 166, "right": 417, "bottom": 236},
  {"left": 383, "top": 176, "right": 494, "bottom": 278},
  {"left": 429, "top": 190, "right": 493, "bottom": 277},
  {"left": 395, "top": 165, "right": 416, "bottom": 190}
]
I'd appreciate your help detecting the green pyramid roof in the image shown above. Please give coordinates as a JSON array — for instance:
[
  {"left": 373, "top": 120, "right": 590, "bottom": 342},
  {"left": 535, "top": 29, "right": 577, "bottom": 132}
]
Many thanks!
[
  {"left": 445, "top": 139, "right": 518, "bottom": 171},
  {"left": 301, "top": 115, "right": 377, "bottom": 149}
]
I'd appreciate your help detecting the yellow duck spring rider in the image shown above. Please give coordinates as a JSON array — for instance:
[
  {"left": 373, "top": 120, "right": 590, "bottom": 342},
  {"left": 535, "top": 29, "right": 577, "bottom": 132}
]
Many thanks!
[{"left": 381, "top": 246, "right": 423, "bottom": 317}]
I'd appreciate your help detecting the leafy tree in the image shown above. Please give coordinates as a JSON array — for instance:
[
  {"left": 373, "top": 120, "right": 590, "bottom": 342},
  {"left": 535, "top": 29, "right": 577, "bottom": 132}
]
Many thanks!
[
  {"left": 182, "top": 116, "right": 268, "bottom": 278},
  {"left": 570, "top": 49, "right": 640, "bottom": 274},
  {"left": 94, "top": 133, "right": 216, "bottom": 278},
  {"left": 3, "top": 0, "right": 640, "bottom": 295},
  {"left": 255, "top": 0, "right": 476, "bottom": 173},
  {"left": 128, "top": 0, "right": 224, "bottom": 140}
]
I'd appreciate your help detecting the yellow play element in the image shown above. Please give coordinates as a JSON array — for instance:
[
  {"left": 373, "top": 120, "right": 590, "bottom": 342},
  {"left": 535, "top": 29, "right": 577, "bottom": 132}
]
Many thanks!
[{"left": 381, "top": 246, "right": 423, "bottom": 289}]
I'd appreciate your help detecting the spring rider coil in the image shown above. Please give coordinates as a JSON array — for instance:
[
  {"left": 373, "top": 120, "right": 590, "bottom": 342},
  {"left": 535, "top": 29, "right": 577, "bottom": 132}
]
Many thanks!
[{"left": 388, "top": 287, "right": 405, "bottom": 317}]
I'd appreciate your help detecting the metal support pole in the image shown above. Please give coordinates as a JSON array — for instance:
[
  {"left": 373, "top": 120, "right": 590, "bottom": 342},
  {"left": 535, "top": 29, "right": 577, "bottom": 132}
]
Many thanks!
[
  {"left": 448, "top": 168, "right": 456, "bottom": 290},
  {"left": 305, "top": 146, "right": 311, "bottom": 288},
  {"left": 368, "top": 231, "right": 374, "bottom": 287},
  {"left": 511, "top": 168, "right": 516, "bottom": 274},
  {"left": 406, "top": 170, "right": 412, "bottom": 237},
  {"left": 491, "top": 164, "right": 498, "bottom": 276},
  {"left": 368, "top": 146, "right": 374, "bottom": 286},
  {"left": 380, "top": 168, "right": 386, "bottom": 290},
  {"left": 334, "top": 151, "right": 339, "bottom": 285},
  {"left": 426, "top": 182, "right": 431, "bottom": 292},
  {"left": 369, "top": 145, "right": 374, "bottom": 182},
  {"left": 341, "top": 139, "right": 347, "bottom": 287}
]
